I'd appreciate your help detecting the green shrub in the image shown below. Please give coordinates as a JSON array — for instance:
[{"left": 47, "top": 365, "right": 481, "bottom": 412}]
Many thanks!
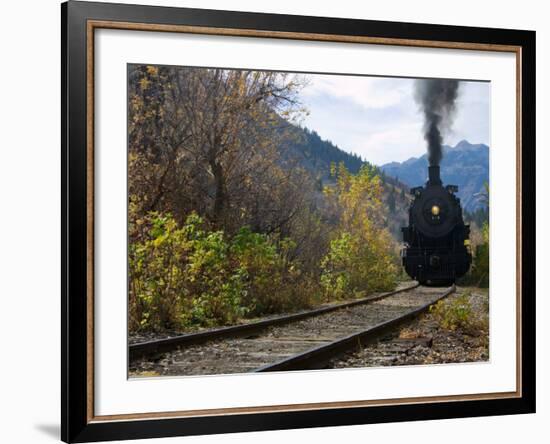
[
  {"left": 185, "top": 229, "right": 249, "bottom": 327},
  {"left": 129, "top": 211, "right": 193, "bottom": 332},
  {"left": 320, "top": 229, "right": 397, "bottom": 300},
  {"left": 129, "top": 211, "right": 318, "bottom": 332},
  {"left": 230, "top": 227, "right": 304, "bottom": 315},
  {"left": 430, "top": 292, "right": 474, "bottom": 331},
  {"left": 472, "top": 214, "right": 489, "bottom": 288},
  {"left": 471, "top": 242, "right": 489, "bottom": 287},
  {"left": 129, "top": 211, "right": 248, "bottom": 330}
]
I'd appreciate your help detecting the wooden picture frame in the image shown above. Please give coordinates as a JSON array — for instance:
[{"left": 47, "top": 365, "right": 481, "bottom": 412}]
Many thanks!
[{"left": 62, "top": 1, "right": 536, "bottom": 442}]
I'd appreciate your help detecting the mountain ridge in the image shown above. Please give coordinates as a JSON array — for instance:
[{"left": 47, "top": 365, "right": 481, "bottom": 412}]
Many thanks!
[{"left": 380, "top": 140, "right": 489, "bottom": 211}]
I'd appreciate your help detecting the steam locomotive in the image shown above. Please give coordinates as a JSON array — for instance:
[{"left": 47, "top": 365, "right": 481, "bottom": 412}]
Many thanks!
[{"left": 401, "top": 165, "right": 471, "bottom": 286}]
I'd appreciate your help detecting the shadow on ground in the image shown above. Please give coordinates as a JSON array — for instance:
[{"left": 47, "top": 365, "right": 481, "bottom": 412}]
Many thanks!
[{"left": 34, "top": 424, "right": 59, "bottom": 440}]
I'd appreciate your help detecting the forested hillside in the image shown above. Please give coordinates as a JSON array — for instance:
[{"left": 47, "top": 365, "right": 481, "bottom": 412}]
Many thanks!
[{"left": 283, "top": 127, "right": 363, "bottom": 180}]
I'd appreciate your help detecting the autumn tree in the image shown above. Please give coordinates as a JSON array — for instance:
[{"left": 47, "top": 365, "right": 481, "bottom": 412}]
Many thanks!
[
  {"left": 320, "top": 163, "right": 398, "bottom": 298},
  {"left": 128, "top": 65, "right": 310, "bottom": 236}
]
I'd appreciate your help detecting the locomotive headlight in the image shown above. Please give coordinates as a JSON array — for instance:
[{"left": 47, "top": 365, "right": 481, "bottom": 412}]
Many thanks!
[{"left": 431, "top": 205, "right": 440, "bottom": 216}]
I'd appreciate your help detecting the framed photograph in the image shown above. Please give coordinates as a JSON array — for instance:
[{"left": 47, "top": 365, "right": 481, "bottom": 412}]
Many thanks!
[{"left": 62, "top": 1, "right": 535, "bottom": 442}]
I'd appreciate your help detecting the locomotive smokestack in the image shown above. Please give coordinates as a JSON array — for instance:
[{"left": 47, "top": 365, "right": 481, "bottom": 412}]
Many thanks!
[
  {"left": 414, "top": 79, "right": 460, "bottom": 167},
  {"left": 428, "top": 165, "right": 441, "bottom": 185}
]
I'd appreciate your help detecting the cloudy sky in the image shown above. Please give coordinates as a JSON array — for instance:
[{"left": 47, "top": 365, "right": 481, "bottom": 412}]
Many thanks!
[{"left": 298, "top": 74, "right": 491, "bottom": 166}]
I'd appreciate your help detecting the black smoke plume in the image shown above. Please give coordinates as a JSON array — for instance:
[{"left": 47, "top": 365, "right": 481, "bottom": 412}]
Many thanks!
[{"left": 414, "top": 79, "right": 460, "bottom": 166}]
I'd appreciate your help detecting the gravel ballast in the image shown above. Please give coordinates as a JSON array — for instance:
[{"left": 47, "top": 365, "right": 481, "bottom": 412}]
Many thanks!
[{"left": 328, "top": 286, "right": 489, "bottom": 369}]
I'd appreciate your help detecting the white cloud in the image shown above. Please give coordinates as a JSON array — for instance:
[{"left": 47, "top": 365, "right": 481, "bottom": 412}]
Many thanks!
[
  {"left": 449, "top": 81, "right": 491, "bottom": 147},
  {"left": 355, "top": 123, "right": 425, "bottom": 164},
  {"left": 299, "top": 74, "right": 490, "bottom": 166},
  {"left": 302, "top": 75, "right": 413, "bottom": 110}
]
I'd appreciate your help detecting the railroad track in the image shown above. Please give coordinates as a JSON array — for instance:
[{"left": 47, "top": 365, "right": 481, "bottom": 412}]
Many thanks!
[
  {"left": 129, "top": 284, "right": 455, "bottom": 377},
  {"left": 129, "top": 282, "right": 418, "bottom": 361}
]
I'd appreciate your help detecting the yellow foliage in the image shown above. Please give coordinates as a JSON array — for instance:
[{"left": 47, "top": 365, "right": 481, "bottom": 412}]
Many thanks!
[
  {"left": 321, "top": 164, "right": 398, "bottom": 298},
  {"left": 146, "top": 65, "right": 159, "bottom": 76},
  {"left": 139, "top": 77, "right": 150, "bottom": 90}
]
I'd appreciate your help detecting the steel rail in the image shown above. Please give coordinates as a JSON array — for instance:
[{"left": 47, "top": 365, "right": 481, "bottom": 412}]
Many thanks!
[
  {"left": 129, "top": 283, "right": 419, "bottom": 361},
  {"left": 253, "top": 285, "right": 455, "bottom": 373}
]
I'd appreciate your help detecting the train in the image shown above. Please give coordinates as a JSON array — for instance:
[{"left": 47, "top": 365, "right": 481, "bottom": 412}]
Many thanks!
[{"left": 401, "top": 165, "right": 471, "bottom": 286}]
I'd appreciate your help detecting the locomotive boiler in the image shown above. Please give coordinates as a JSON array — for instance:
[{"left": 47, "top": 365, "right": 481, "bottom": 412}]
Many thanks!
[{"left": 401, "top": 165, "right": 471, "bottom": 286}]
